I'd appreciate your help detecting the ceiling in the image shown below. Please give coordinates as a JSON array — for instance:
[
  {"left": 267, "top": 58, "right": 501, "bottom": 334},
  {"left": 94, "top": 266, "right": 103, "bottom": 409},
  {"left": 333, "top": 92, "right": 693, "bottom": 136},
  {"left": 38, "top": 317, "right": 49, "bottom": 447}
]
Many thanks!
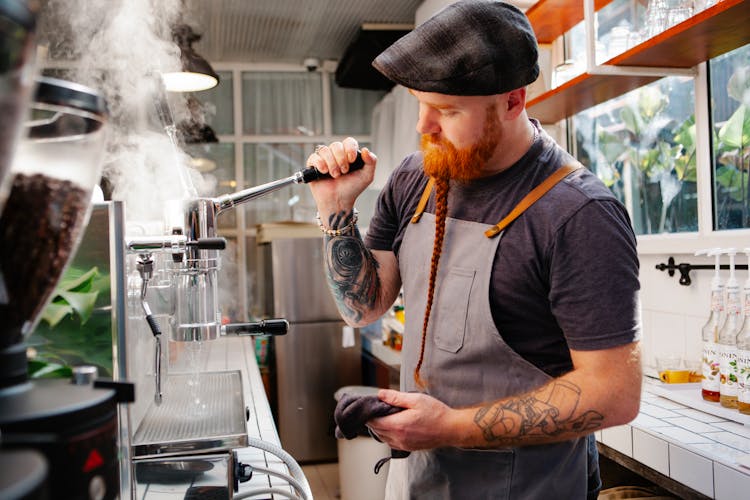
[
  {"left": 182, "top": 0, "right": 424, "bottom": 65},
  {"left": 36, "top": 0, "right": 536, "bottom": 70}
]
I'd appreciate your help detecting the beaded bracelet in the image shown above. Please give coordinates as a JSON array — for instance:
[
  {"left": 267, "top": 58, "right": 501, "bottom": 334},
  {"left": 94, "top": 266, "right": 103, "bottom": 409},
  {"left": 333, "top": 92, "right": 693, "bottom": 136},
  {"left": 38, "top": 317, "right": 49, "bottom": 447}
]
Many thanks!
[{"left": 316, "top": 209, "right": 359, "bottom": 237}]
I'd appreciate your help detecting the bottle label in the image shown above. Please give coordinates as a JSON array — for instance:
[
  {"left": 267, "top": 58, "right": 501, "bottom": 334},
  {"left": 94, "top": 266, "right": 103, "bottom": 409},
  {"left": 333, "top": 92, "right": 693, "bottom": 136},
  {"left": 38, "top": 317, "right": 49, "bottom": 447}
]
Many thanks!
[
  {"left": 727, "top": 300, "right": 742, "bottom": 317},
  {"left": 703, "top": 342, "right": 720, "bottom": 392},
  {"left": 711, "top": 291, "right": 724, "bottom": 312},
  {"left": 738, "top": 349, "right": 750, "bottom": 404},
  {"left": 719, "top": 344, "right": 738, "bottom": 396}
]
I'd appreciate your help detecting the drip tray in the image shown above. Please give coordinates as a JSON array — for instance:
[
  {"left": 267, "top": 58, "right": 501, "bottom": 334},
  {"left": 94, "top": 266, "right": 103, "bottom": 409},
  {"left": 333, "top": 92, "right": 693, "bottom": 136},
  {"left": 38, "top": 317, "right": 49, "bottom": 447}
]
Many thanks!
[{"left": 133, "top": 370, "right": 248, "bottom": 458}]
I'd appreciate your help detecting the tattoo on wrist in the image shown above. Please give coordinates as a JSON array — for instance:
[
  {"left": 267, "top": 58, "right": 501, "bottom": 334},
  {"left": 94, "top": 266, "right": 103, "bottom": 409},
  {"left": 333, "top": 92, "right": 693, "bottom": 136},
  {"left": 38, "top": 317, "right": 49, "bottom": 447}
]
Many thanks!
[
  {"left": 323, "top": 210, "right": 380, "bottom": 323},
  {"left": 327, "top": 210, "right": 354, "bottom": 229},
  {"left": 473, "top": 380, "right": 604, "bottom": 445}
]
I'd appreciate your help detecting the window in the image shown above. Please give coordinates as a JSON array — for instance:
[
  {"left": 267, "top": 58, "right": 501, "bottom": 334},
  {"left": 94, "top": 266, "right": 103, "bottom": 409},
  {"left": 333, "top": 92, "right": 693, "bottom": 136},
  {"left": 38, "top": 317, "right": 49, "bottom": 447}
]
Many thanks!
[
  {"left": 709, "top": 44, "right": 750, "bottom": 231},
  {"left": 243, "top": 143, "right": 316, "bottom": 227},
  {"left": 241, "top": 72, "right": 323, "bottom": 136},
  {"left": 572, "top": 76, "right": 698, "bottom": 235},
  {"left": 198, "top": 70, "right": 234, "bottom": 135},
  {"left": 331, "top": 84, "right": 386, "bottom": 135}
]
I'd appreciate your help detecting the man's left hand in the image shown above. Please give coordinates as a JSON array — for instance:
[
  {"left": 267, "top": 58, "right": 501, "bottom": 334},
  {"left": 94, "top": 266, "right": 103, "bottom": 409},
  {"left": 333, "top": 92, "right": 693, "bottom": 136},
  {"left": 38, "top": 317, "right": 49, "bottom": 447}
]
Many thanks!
[{"left": 366, "top": 389, "right": 464, "bottom": 451}]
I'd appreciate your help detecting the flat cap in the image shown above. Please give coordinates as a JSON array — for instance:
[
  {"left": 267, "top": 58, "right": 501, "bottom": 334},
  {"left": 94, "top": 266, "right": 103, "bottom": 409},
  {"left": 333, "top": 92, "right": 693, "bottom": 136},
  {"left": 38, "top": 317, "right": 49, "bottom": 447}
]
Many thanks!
[{"left": 372, "top": 0, "right": 539, "bottom": 96}]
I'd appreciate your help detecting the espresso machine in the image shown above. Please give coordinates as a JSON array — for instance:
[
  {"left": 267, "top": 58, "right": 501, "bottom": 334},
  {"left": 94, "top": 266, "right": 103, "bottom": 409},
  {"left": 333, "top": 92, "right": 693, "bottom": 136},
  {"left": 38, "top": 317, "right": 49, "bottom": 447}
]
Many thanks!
[
  {"left": 0, "top": 17, "right": 133, "bottom": 498},
  {"left": 120, "top": 108, "right": 364, "bottom": 497}
]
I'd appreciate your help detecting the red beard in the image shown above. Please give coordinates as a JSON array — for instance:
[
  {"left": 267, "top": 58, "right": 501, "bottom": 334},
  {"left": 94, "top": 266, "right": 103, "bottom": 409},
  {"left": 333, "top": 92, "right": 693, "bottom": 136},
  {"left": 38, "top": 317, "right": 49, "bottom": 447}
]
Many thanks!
[{"left": 421, "top": 105, "right": 501, "bottom": 182}]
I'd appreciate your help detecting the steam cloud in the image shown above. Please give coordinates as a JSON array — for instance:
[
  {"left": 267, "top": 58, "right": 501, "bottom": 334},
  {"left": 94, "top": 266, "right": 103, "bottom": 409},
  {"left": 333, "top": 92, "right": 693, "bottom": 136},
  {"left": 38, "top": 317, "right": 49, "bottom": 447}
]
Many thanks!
[{"left": 38, "top": 0, "right": 209, "bottom": 223}]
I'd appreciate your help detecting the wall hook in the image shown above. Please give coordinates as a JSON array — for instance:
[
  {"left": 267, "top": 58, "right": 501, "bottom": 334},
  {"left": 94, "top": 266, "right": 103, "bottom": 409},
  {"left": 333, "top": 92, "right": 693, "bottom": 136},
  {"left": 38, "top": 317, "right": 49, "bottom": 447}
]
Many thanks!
[{"left": 655, "top": 257, "right": 748, "bottom": 286}]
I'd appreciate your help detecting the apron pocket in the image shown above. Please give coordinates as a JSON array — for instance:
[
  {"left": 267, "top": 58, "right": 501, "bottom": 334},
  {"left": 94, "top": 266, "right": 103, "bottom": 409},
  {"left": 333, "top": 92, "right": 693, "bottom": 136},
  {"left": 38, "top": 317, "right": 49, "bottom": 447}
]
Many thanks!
[{"left": 433, "top": 267, "right": 475, "bottom": 353}]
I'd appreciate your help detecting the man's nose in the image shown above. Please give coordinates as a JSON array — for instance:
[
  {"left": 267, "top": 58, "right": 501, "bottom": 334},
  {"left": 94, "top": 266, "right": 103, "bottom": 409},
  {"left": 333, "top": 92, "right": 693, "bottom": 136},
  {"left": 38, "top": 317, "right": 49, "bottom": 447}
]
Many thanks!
[{"left": 416, "top": 107, "right": 440, "bottom": 135}]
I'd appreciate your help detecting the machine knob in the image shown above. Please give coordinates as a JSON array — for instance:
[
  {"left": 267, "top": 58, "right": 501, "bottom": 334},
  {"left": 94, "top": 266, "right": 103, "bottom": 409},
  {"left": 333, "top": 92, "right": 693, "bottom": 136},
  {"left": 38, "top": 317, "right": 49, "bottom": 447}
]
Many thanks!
[
  {"left": 71, "top": 365, "right": 98, "bottom": 385},
  {"left": 232, "top": 450, "right": 253, "bottom": 492}
]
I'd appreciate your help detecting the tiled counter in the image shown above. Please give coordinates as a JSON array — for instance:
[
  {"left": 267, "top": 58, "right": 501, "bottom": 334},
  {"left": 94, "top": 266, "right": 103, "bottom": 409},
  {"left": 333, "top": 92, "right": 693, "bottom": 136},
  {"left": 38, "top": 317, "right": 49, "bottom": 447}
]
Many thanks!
[
  {"left": 597, "top": 379, "right": 750, "bottom": 499},
  {"left": 361, "top": 331, "right": 750, "bottom": 498},
  {"left": 137, "top": 336, "right": 302, "bottom": 499},
  {"left": 215, "top": 336, "right": 302, "bottom": 498}
]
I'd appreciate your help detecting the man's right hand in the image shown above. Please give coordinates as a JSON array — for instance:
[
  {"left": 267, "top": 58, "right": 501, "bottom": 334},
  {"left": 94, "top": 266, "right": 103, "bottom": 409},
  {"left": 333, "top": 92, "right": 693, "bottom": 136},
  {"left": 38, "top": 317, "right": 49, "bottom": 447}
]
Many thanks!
[{"left": 306, "top": 137, "right": 377, "bottom": 220}]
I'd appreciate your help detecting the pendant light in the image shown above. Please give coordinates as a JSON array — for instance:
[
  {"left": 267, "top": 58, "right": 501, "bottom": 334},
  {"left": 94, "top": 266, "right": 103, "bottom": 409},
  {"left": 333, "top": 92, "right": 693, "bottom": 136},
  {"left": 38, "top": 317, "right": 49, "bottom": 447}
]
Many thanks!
[{"left": 162, "top": 24, "right": 219, "bottom": 92}]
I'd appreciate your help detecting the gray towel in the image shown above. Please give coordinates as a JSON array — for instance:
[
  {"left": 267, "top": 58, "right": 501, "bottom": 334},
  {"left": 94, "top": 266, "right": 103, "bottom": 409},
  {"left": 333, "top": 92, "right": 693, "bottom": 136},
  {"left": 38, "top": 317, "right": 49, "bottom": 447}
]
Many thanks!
[{"left": 334, "top": 393, "right": 410, "bottom": 473}]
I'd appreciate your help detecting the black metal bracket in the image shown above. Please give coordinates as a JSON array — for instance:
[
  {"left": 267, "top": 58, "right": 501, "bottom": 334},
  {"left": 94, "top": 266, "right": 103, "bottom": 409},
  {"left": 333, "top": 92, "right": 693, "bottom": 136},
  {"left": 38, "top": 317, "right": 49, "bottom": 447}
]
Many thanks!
[{"left": 655, "top": 256, "right": 749, "bottom": 286}]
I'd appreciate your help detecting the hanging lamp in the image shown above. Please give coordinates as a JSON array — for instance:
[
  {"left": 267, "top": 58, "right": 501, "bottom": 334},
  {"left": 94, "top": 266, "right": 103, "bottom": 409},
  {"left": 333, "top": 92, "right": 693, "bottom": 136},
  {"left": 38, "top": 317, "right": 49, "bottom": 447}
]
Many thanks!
[{"left": 162, "top": 24, "right": 219, "bottom": 92}]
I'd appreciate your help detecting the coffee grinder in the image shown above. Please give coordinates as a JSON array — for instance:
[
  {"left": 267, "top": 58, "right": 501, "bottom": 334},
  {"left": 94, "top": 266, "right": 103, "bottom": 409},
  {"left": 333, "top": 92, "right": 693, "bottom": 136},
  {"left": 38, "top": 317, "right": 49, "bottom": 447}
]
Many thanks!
[{"left": 0, "top": 69, "right": 132, "bottom": 500}]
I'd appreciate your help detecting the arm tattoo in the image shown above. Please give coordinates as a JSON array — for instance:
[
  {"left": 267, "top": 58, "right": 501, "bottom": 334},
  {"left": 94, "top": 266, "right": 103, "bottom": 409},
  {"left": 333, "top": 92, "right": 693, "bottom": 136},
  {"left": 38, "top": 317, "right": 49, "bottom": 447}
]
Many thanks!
[
  {"left": 324, "top": 210, "right": 380, "bottom": 323},
  {"left": 473, "top": 380, "right": 604, "bottom": 445}
]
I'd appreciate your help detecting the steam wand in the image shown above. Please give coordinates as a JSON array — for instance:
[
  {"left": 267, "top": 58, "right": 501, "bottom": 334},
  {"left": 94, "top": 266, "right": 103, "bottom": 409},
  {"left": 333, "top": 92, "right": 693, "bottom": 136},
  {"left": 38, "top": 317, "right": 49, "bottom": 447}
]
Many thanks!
[
  {"left": 213, "top": 151, "right": 365, "bottom": 214},
  {"left": 135, "top": 253, "right": 163, "bottom": 405}
]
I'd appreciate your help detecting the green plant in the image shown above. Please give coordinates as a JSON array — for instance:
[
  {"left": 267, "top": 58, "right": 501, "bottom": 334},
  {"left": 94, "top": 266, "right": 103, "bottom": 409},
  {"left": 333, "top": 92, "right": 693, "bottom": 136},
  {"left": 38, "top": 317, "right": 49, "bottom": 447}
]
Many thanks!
[
  {"left": 714, "top": 64, "right": 750, "bottom": 227},
  {"left": 27, "top": 266, "right": 113, "bottom": 378},
  {"left": 592, "top": 83, "right": 697, "bottom": 234}
]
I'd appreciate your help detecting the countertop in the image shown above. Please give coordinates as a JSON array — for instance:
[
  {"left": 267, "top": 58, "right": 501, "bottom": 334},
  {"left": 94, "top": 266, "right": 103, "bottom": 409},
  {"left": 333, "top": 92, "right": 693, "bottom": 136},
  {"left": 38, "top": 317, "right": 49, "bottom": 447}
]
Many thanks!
[
  {"left": 598, "top": 378, "right": 750, "bottom": 499},
  {"left": 219, "top": 335, "right": 300, "bottom": 498},
  {"left": 362, "top": 333, "right": 750, "bottom": 499},
  {"left": 136, "top": 336, "right": 300, "bottom": 499}
]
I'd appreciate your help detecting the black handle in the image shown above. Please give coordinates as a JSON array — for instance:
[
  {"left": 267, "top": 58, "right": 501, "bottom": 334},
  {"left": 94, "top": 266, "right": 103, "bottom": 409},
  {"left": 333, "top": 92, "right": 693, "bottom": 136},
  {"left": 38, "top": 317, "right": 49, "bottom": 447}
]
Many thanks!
[
  {"left": 187, "top": 237, "right": 227, "bottom": 250},
  {"left": 93, "top": 379, "right": 136, "bottom": 403},
  {"left": 223, "top": 318, "right": 289, "bottom": 336},
  {"left": 300, "top": 151, "right": 365, "bottom": 183}
]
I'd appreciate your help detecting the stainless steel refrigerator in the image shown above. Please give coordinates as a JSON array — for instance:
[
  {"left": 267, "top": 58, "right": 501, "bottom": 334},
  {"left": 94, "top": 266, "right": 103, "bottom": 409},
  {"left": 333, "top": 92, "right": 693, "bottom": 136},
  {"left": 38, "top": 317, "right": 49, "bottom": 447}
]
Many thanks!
[{"left": 255, "top": 227, "right": 361, "bottom": 462}]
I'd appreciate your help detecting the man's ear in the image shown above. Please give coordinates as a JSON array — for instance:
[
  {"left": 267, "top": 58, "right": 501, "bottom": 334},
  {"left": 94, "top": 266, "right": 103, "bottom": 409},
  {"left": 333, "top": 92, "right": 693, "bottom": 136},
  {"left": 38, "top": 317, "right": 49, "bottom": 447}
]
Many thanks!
[{"left": 505, "top": 87, "right": 527, "bottom": 119}]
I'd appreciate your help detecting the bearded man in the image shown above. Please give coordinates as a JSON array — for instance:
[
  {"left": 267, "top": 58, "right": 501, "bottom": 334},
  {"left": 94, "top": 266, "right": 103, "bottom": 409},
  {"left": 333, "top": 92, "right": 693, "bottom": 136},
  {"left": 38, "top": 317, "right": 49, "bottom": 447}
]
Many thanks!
[{"left": 306, "top": 1, "right": 642, "bottom": 498}]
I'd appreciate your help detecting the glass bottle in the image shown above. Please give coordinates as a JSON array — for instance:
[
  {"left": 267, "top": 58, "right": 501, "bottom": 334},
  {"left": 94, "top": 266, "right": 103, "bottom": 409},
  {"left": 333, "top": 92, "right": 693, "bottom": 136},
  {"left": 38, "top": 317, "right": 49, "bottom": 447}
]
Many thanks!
[
  {"left": 736, "top": 318, "right": 750, "bottom": 414},
  {"left": 736, "top": 248, "right": 750, "bottom": 414},
  {"left": 719, "top": 249, "right": 740, "bottom": 408},
  {"left": 702, "top": 289, "right": 723, "bottom": 401},
  {"left": 698, "top": 248, "right": 723, "bottom": 402}
]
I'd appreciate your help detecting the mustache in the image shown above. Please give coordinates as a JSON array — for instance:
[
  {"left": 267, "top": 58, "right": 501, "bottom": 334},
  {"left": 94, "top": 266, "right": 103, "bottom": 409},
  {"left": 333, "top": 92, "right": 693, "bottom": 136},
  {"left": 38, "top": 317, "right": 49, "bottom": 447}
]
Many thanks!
[{"left": 421, "top": 134, "right": 453, "bottom": 151}]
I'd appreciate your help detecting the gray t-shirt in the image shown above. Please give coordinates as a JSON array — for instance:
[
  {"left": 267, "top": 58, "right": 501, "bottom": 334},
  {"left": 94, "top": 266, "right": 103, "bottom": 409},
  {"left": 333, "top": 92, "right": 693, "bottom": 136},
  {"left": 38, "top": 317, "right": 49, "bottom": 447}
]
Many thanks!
[{"left": 365, "top": 122, "right": 641, "bottom": 377}]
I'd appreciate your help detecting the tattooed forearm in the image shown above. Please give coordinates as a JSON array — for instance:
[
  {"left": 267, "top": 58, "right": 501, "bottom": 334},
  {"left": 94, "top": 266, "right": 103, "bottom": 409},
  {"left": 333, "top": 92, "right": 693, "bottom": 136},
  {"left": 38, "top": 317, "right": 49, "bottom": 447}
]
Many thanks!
[
  {"left": 473, "top": 380, "right": 604, "bottom": 446},
  {"left": 323, "top": 211, "right": 381, "bottom": 323}
]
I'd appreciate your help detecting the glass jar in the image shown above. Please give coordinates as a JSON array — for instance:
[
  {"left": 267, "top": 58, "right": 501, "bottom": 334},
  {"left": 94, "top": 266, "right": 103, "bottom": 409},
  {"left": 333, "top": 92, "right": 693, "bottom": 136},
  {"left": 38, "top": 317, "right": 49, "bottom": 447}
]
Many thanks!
[
  {"left": 0, "top": 77, "right": 108, "bottom": 347},
  {"left": 0, "top": 0, "right": 37, "bottom": 213}
]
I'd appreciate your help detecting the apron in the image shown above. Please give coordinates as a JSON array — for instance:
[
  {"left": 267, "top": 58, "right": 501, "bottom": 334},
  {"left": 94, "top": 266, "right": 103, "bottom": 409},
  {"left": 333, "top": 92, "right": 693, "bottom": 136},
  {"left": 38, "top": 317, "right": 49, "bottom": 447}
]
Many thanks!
[{"left": 392, "top": 165, "right": 589, "bottom": 499}]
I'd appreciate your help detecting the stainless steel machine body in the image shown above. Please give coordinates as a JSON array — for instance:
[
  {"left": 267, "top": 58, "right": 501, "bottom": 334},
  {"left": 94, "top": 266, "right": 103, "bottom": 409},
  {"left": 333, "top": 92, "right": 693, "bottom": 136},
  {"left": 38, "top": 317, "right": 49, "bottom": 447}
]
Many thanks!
[{"left": 119, "top": 157, "right": 362, "bottom": 497}]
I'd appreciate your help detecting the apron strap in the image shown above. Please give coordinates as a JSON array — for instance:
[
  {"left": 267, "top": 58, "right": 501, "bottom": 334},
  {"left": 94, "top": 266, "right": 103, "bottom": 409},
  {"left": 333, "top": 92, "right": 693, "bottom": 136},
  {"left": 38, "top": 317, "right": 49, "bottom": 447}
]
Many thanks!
[
  {"left": 409, "top": 164, "right": 583, "bottom": 236},
  {"left": 410, "top": 176, "right": 436, "bottom": 223},
  {"left": 484, "top": 163, "right": 582, "bottom": 238}
]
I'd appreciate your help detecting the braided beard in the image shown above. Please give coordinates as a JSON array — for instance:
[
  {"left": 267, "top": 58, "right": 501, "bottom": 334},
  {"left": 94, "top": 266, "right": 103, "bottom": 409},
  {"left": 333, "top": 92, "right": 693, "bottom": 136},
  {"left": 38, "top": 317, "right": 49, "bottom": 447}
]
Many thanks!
[{"left": 421, "top": 104, "right": 501, "bottom": 182}]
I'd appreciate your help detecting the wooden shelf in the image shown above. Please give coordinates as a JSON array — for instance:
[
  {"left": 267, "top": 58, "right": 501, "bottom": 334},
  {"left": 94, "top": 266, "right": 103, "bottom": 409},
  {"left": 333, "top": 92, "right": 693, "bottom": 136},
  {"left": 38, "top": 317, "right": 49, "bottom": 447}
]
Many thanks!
[
  {"left": 612, "top": 0, "right": 750, "bottom": 68},
  {"left": 526, "top": 0, "right": 614, "bottom": 44},
  {"left": 526, "top": 0, "right": 750, "bottom": 123},
  {"left": 527, "top": 71, "right": 660, "bottom": 124}
]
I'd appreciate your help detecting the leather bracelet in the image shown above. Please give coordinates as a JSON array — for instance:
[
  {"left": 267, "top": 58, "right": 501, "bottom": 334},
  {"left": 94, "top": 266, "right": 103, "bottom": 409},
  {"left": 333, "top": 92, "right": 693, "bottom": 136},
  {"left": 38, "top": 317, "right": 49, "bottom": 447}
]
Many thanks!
[{"left": 316, "top": 209, "right": 358, "bottom": 237}]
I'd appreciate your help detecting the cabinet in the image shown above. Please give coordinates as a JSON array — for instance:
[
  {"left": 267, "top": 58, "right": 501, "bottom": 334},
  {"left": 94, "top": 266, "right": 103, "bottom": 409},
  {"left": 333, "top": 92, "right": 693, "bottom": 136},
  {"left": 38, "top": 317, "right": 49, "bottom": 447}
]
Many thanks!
[{"left": 525, "top": 0, "right": 750, "bottom": 124}]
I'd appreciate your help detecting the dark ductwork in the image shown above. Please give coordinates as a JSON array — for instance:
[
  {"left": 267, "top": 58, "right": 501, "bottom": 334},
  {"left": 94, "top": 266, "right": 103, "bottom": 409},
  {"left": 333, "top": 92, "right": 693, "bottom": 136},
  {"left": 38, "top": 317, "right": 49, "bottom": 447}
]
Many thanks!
[{"left": 335, "top": 25, "right": 411, "bottom": 91}]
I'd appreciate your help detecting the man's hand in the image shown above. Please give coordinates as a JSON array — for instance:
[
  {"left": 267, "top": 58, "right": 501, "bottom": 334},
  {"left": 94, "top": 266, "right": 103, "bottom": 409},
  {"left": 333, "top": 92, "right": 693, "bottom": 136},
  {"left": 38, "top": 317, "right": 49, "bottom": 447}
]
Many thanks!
[
  {"left": 366, "top": 389, "right": 464, "bottom": 451},
  {"left": 306, "top": 137, "right": 377, "bottom": 217}
]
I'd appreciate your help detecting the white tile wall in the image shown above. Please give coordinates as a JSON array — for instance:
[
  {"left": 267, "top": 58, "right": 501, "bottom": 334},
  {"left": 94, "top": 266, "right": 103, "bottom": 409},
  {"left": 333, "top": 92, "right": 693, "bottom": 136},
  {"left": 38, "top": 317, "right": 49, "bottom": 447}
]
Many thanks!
[
  {"left": 714, "top": 463, "right": 750, "bottom": 500},
  {"left": 633, "top": 428, "right": 670, "bottom": 475},
  {"left": 600, "top": 382, "right": 750, "bottom": 498},
  {"left": 638, "top": 253, "right": 716, "bottom": 376},
  {"left": 601, "top": 425, "right": 633, "bottom": 456},
  {"left": 668, "top": 444, "right": 714, "bottom": 497},
  {"left": 650, "top": 311, "right": 687, "bottom": 363}
]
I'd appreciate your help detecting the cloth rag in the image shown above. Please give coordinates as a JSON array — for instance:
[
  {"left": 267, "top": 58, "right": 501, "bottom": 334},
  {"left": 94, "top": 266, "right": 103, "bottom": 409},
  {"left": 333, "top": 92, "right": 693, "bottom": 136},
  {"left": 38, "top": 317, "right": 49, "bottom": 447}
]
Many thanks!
[{"left": 334, "top": 392, "right": 410, "bottom": 473}]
